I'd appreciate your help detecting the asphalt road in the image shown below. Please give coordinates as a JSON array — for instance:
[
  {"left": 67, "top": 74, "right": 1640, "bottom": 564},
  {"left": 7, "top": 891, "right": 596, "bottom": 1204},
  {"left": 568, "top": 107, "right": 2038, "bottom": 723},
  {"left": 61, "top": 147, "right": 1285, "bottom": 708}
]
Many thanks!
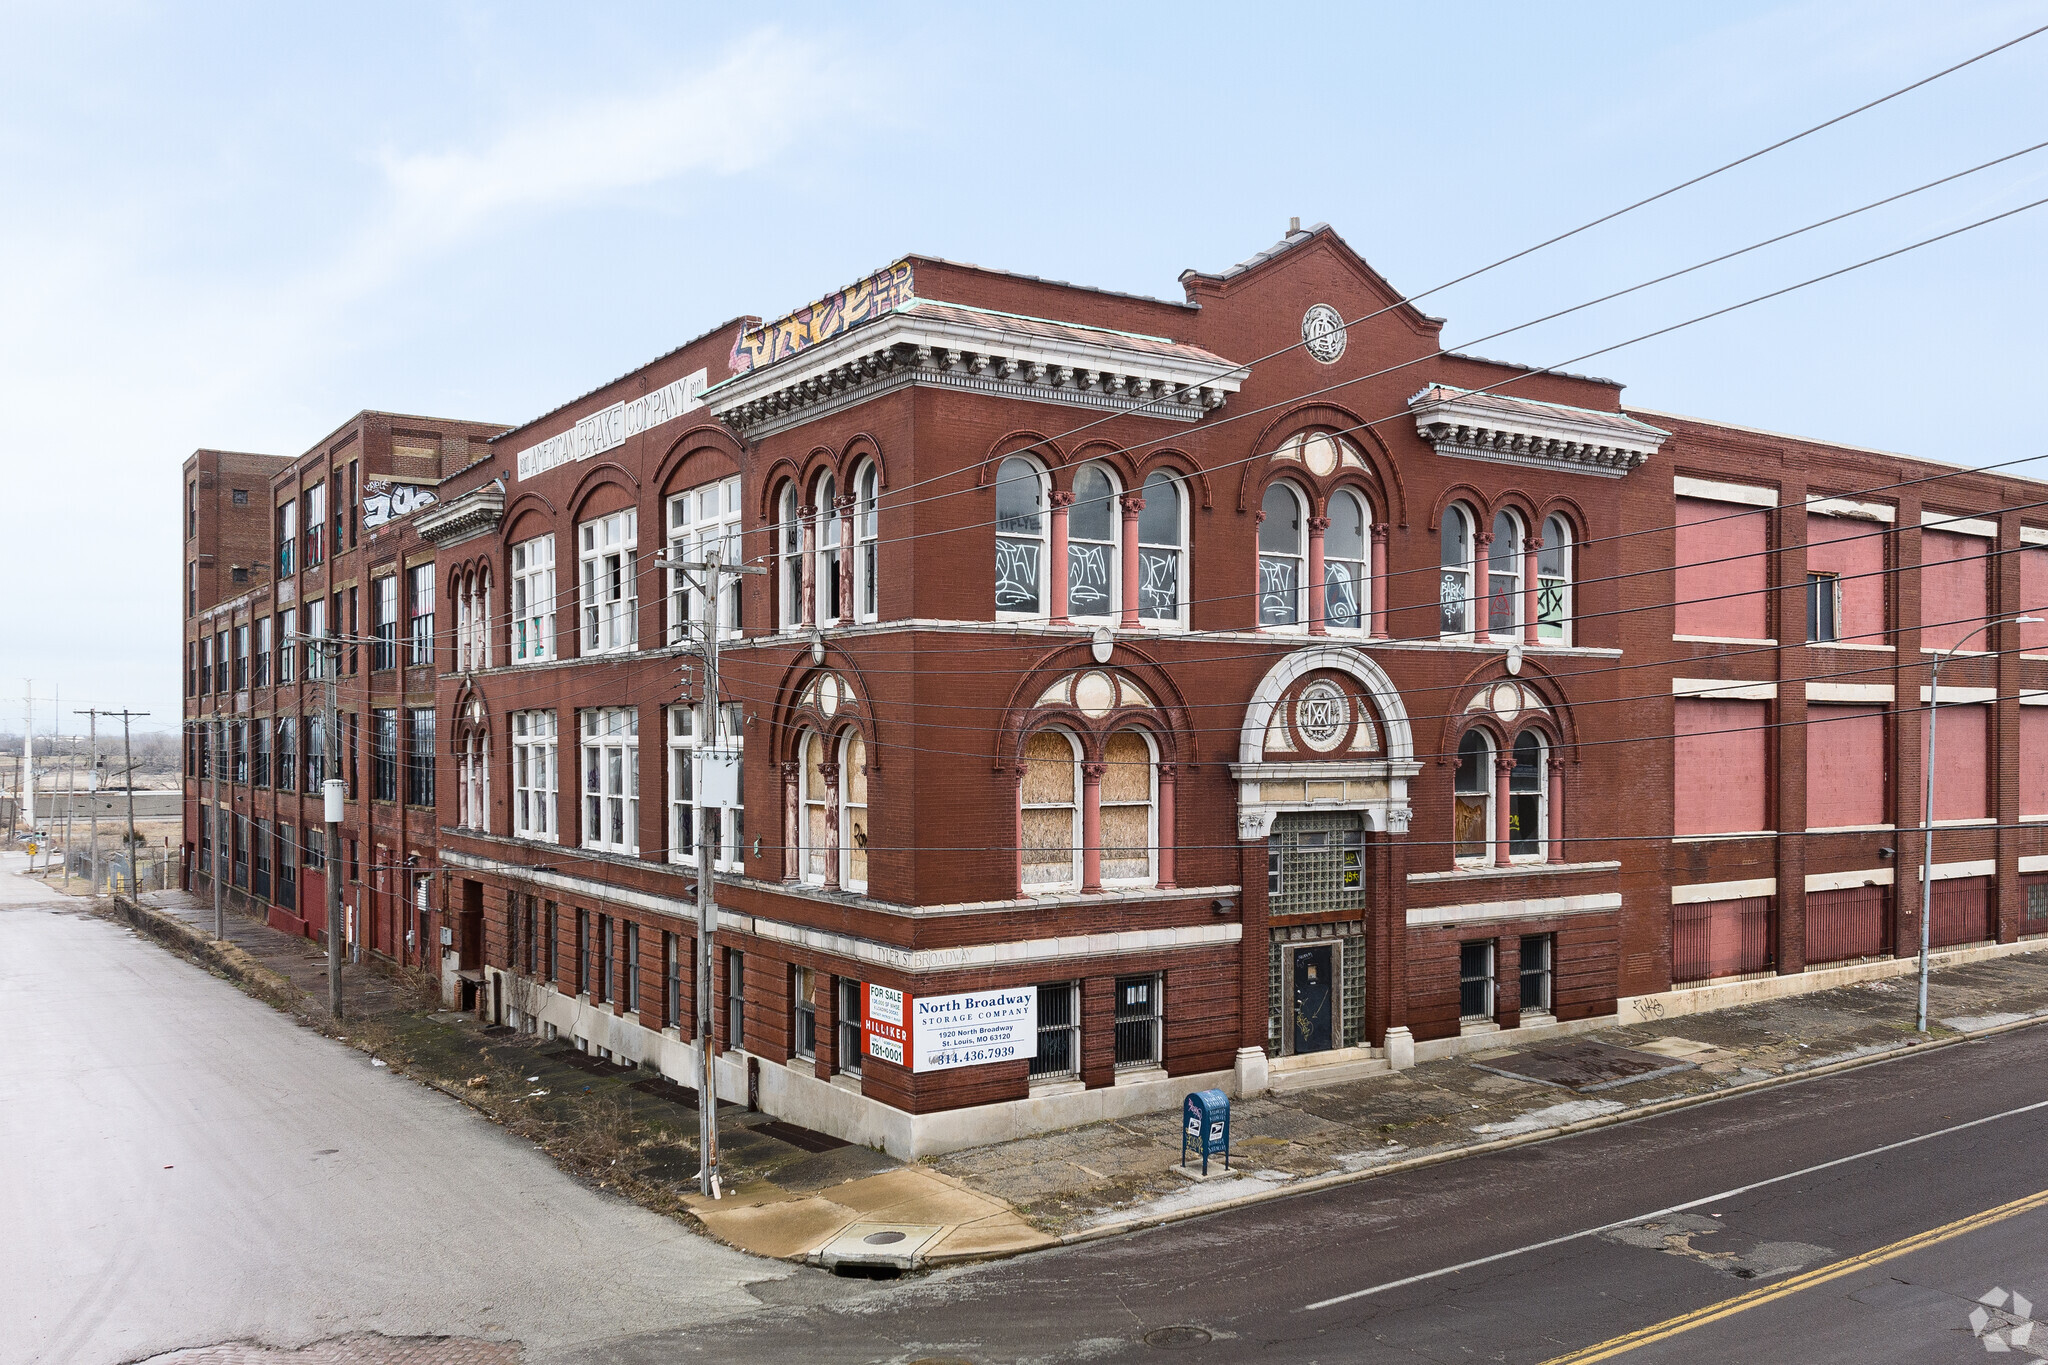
[
  {"left": 8, "top": 852, "right": 2048, "bottom": 1365},
  {"left": 0, "top": 859, "right": 791, "bottom": 1365}
]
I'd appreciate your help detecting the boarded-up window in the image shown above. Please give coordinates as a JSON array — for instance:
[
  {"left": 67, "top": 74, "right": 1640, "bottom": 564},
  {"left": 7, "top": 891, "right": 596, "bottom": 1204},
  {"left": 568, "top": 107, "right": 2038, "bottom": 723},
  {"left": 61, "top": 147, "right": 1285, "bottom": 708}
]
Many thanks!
[
  {"left": 2025, "top": 709, "right": 2048, "bottom": 818},
  {"left": 1806, "top": 513, "right": 1886, "bottom": 644},
  {"left": 1675, "top": 698, "right": 1768, "bottom": 835},
  {"left": 1676, "top": 497, "right": 1769, "bottom": 640},
  {"left": 1673, "top": 897, "right": 1774, "bottom": 983},
  {"left": 1099, "top": 730, "right": 1154, "bottom": 883},
  {"left": 1806, "top": 886, "right": 1886, "bottom": 964},
  {"left": 1929, "top": 875, "right": 1991, "bottom": 947},
  {"left": 1806, "top": 704, "right": 1886, "bottom": 828},
  {"left": 1920, "top": 528, "right": 1990, "bottom": 651},
  {"left": 1930, "top": 703, "right": 1988, "bottom": 822},
  {"left": 1021, "top": 730, "right": 1078, "bottom": 888},
  {"left": 2023, "top": 545, "right": 2048, "bottom": 656}
]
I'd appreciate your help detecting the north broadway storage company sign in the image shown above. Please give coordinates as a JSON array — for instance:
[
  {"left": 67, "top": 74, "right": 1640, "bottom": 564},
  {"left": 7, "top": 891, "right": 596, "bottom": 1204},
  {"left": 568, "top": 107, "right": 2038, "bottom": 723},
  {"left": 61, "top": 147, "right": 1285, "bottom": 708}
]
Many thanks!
[{"left": 907, "top": 988, "right": 1037, "bottom": 1073}]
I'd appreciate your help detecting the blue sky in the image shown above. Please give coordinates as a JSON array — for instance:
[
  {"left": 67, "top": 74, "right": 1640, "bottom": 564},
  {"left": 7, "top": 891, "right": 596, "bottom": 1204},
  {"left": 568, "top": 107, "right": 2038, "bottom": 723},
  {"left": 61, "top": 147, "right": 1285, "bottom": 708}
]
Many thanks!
[{"left": 4, "top": 1, "right": 2045, "bottom": 732}]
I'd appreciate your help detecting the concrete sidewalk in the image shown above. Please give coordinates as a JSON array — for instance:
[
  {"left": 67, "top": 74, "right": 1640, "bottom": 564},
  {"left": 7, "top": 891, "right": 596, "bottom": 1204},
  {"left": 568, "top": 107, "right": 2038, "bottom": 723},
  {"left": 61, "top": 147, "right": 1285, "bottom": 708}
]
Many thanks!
[{"left": 936, "top": 946, "right": 2048, "bottom": 1242}]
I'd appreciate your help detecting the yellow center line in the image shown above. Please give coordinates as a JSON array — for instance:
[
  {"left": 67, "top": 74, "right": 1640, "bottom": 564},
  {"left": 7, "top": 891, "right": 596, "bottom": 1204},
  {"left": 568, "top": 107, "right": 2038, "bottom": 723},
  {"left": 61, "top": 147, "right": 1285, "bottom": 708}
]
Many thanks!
[{"left": 1541, "top": 1186, "right": 2048, "bottom": 1364}]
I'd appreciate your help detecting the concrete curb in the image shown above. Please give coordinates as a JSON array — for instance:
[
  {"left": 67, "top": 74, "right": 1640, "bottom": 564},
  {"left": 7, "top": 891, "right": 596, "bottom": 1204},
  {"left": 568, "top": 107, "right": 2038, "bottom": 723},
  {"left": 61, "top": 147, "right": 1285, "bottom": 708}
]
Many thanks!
[
  {"left": 106, "top": 893, "right": 307, "bottom": 1016},
  {"left": 1011, "top": 1010, "right": 2048, "bottom": 1260}
]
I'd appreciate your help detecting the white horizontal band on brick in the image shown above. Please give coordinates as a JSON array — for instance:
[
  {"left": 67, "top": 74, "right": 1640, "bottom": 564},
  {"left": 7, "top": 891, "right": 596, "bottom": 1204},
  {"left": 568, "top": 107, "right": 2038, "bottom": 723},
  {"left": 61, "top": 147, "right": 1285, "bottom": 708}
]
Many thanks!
[
  {"left": 1806, "top": 867, "right": 1894, "bottom": 892},
  {"left": 2021, "top": 691, "right": 2048, "bottom": 706},
  {"left": 1673, "top": 634, "right": 1779, "bottom": 646},
  {"left": 1672, "top": 877, "right": 1776, "bottom": 905},
  {"left": 1921, "top": 510, "right": 1999, "bottom": 539},
  {"left": 1675, "top": 474, "right": 1777, "bottom": 508},
  {"left": 2022, "top": 854, "right": 2048, "bottom": 873},
  {"left": 1675, "top": 677, "right": 1777, "bottom": 700},
  {"left": 1807, "top": 682, "right": 1894, "bottom": 703},
  {"left": 2022, "top": 526, "right": 2048, "bottom": 547},
  {"left": 721, "top": 913, "right": 1240, "bottom": 973},
  {"left": 1808, "top": 497, "right": 1896, "bottom": 524},
  {"left": 1918, "top": 685, "right": 1997, "bottom": 703},
  {"left": 1916, "top": 859, "right": 1996, "bottom": 882},
  {"left": 1406, "top": 892, "right": 1621, "bottom": 928}
]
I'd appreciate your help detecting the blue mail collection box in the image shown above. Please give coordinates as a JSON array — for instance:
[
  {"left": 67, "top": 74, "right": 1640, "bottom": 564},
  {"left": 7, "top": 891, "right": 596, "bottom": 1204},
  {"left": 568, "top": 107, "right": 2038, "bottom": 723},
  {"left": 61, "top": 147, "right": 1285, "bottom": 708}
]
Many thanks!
[{"left": 1182, "top": 1088, "right": 1231, "bottom": 1174}]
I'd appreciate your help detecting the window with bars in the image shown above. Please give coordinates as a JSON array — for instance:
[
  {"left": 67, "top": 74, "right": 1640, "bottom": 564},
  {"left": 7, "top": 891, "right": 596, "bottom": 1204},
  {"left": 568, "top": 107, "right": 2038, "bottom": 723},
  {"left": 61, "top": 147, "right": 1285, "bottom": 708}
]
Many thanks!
[
  {"left": 1030, "top": 981, "right": 1079, "bottom": 1079},
  {"left": 579, "top": 510, "right": 638, "bottom": 654},
  {"left": 511, "top": 710, "right": 558, "bottom": 841},
  {"left": 1459, "top": 940, "right": 1496, "bottom": 1021},
  {"left": 1113, "top": 974, "right": 1162, "bottom": 1070},
  {"left": 511, "top": 535, "right": 556, "bottom": 662},
  {"left": 581, "top": 708, "right": 638, "bottom": 854},
  {"left": 371, "top": 709, "right": 397, "bottom": 802},
  {"left": 405, "top": 708, "right": 436, "bottom": 806},
  {"left": 1520, "top": 934, "right": 1554, "bottom": 1014},
  {"left": 1266, "top": 812, "right": 1365, "bottom": 915}
]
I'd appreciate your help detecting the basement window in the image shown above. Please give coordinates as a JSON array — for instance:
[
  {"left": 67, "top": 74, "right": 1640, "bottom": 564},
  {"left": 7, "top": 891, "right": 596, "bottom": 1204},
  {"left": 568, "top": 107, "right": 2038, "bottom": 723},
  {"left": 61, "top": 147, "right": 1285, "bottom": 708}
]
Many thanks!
[
  {"left": 1113, "top": 973, "right": 1162, "bottom": 1070},
  {"left": 1459, "top": 940, "right": 1495, "bottom": 1022}
]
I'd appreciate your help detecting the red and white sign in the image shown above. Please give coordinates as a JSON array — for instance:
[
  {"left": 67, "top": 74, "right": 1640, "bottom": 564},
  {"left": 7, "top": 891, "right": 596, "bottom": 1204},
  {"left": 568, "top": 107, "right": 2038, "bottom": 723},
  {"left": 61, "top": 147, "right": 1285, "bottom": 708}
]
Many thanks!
[{"left": 863, "top": 984, "right": 907, "bottom": 1066}]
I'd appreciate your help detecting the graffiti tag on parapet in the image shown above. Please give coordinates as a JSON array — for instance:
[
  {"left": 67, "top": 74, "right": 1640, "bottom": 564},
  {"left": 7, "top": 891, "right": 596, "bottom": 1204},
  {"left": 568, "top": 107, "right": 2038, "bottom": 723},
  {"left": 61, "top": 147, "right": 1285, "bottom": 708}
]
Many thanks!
[
  {"left": 363, "top": 481, "right": 438, "bottom": 529},
  {"left": 728, "top": 259, "right": 915, "bottom": 375}
]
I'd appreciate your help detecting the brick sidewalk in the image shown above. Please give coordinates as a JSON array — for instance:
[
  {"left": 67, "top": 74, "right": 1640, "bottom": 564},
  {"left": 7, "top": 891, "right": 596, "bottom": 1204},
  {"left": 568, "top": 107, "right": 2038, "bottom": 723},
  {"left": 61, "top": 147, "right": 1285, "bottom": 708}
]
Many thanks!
[{"left": 936, "top": 947, "right": 2048, "bottom": 1239}]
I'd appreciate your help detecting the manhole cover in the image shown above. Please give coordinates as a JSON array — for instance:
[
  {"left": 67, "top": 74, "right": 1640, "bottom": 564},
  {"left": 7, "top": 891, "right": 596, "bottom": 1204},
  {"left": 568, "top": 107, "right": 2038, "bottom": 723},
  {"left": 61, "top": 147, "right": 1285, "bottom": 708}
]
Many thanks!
[
  {"left": 863, "top": 1230, "right": 908, "bottom": 1245},
  {"left": 1144, "top": 1325, "right": 1213, "bottom": 1348}
]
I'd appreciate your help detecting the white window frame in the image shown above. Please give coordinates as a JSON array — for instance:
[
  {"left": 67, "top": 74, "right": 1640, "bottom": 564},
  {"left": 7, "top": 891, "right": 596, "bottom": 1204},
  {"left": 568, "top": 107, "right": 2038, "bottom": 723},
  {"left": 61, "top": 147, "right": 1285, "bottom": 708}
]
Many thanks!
[
  {"left": 1453, "top": 729, "right": 1495, "bottom": 865},
  {"left": 798, "top": 728, "right": 830, "bottom": 886},
  {"left": 1020, "top": 727, "right": 1082, "bottom": 892},
  {"left": 1136, "top": 469, "right": 1186, "bottom": 630},
  {"left": 1806, "top": 570, "right": 1843, "bottom": 644},
  {"left": 777, "top": 482, "right": 803, "bottom": 633},
  {"left": 1440, "top": 502, "right": 1478, "bottom": 638},
  {"left": 1487, "top": 509, "right": 1524, "bottom": 641},
  {"left": 1460, "top": 940, "right": 1497, "bottom": 1022},
  {"left": 840, "top": 728, "right": 868, "bottom": 893},
  {"left": 1112, "top": 972, "right": 1163, "bottom": 1070},
  {"left": 460, "top": 729, "right": 489, "bottom": 832},
  {"left": 1538, "top": 514, "right": 1572, "bottom": 646},
  {"left": 1508, "top": 729, "right": 1547, "bottom": 862},
  {"left": 407, "top": 563, "right": 435, "bottom": 667},
  {"left": 1098, "top": 728, "right": 1157, "bottom": 888},
  {"left": 1324, "top": 487, "right": 1371, "bottom": 635},
  {"left": 1258, "top": 481, "right": 1308, "bottom": 631},
  {"left": 995, "top": 456, "right": 1049, "bottom": 620},
  {"left": 1066, "top": 462, "right": 1121, "bottom": 624},
  {"left": 511, "top": 535, "right": 556, "bottom": 663},
  {"left": 853, "top": 460, "right": 880, "bottom": 624},
  {"left": 578, "top": 510, "right": 638, "bottom": 656},
  {"left": 792, "top": 966, "right": 818, "bottom": 1061},
  {"left": 667, "top": 702, "right": 743, "bottom": 871},
  {"left": 1029, "top": 980, "right": 1080, "bottom": 1079},
  {"left": 667, "top": 476, "right": 742, "bottom": 643},
  {"left": 579, "top": 707, "right": 638, "bottom": 854},
  {"left": 813, "top": 472, "right": 842, "bottom": 627},
  {"left": 511, "top": 710, "right": 557, "bottom": 841}
]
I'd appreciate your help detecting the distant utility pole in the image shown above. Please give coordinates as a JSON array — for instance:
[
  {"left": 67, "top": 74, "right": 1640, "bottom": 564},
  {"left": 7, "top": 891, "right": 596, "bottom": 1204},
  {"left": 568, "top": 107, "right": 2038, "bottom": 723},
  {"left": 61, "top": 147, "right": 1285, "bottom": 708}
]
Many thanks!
[
  {"left": 23, "top": 680, "right": 35, "bottom": 841},
  {"left": 80, "top": 710, "right": 149, "bottom": 896},
  {"left": 294, "top": 630, "right": 346, "bottom": 1019},
  {"left": 76, "top": 709, "right": 98, "bottom": 893},
  {"left": 677, "top": 544, "right": 761, "bottom": 1201}
]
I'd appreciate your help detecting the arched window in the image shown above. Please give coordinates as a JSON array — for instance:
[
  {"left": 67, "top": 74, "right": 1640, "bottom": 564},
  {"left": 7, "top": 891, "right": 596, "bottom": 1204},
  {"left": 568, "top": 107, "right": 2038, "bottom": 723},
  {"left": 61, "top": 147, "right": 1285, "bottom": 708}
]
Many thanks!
[
  {"left": 1453, "top": 729, "right": 1493, "bottom": 861},
  {"left": 814, "top": 473, "right": 841, "bottom": 625},
  {"left": 1137, "top": 470, "right": 1183, "bottom": 625},
  {"left": 777, "top": 482, "right": 802, "bottom": 631},
  {"left": 1538, "top": 514, "right": 1572, "bottom": 644},
  {"left": 1325, "top": 489, "right": 1369, "bottom": 632},
  {"left": 1100, "top": 729, "right": 1156, "bottom": 884},
  {"left": 460, "top": 730, "right": 488, "bottom": 831},
  {"left": 475, "top": 569, "right": 491, "bottom": 669},
  {"left": 1510, "top": 730, "right": 1546, "bottom": 858},
  {"left": 854, "top": 461, "right": 880, "bottom": 623},
  {"left": 1020, "top": 729, "right": 1080, "bottom": 888},
  {"left": 995, "top": 456, "right": 1047, "bottom": 614},
  {"left": 1488, "top": 510, "right": 1523, "bottom": 638},
  {"left": 1259, "top": 482, "right": 1306, "bottom": 628},
  {"left": 800, "top": 729, "right": 829, "bottom": 884},
  {"left": 841, "top": 729, "right": 869, "bottom": 891},
  {"left": 1440, "top": 503, "right": 1476, "bottom": 635},
  {"left": 1068, "top": 464, "right": 1119, "bottom": 620}
]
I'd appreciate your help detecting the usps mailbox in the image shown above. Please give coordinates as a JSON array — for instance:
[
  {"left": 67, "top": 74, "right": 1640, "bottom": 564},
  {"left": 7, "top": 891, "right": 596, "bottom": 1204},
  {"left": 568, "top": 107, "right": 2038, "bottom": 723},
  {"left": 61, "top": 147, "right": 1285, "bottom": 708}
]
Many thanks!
[{"left": 1181, "top": 1088, "right": 1231, "bottom": 1175}]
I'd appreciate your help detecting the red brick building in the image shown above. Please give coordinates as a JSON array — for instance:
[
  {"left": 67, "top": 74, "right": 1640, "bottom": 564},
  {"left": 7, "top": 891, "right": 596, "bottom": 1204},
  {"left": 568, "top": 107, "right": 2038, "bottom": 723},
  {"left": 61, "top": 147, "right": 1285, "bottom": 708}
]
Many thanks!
[{"left": 184, "top": 225, "right": 2048, "bottom": 1155}]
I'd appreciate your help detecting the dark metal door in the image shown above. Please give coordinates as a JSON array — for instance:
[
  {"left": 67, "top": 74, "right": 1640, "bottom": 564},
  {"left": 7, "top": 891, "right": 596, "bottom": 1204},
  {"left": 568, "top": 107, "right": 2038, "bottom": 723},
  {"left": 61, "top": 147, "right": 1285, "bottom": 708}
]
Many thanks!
[{"left": 1292, "top": 945, "right": 1334, "bottom": 1054}]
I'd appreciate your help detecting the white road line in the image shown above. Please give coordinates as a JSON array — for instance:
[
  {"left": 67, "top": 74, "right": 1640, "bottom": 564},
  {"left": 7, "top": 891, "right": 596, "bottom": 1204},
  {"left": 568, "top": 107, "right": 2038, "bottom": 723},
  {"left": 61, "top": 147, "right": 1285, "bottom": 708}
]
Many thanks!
[{"left": 1300, "top": 1095, "right": 2048, "bottom": 1312}]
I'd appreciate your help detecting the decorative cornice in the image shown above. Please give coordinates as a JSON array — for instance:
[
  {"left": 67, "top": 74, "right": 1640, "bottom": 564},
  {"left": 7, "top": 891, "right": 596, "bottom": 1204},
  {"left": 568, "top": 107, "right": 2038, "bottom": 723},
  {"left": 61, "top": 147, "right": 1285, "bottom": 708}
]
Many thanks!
[
  {"left": 707, "top": 310, "right": 1247, "bottom": 439},
  {"left": 1410, "top": 385, "right": 1667, "bottom": 479},
  {"left": 414, "top": 484, "right": 505, "bottom": 548}
]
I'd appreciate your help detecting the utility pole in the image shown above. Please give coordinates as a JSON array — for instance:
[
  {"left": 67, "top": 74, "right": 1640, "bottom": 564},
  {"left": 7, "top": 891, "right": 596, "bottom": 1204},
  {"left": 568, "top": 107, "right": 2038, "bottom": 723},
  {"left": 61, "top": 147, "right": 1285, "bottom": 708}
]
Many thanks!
[
  {"left": 214, "top": 688, "right": 226, "bottom": 935},
  {"left": 119, "top": 712, "right": 142, "bottom": 890},
  {"left": 77, "top": 710, "right": 98, "bottom": 893},
  {"left": 23, "top": 681, "right": 36, "bottom": 846},
  {"left": 295, "top": 630, "right": 345, "bottom": 1019},
  {"left": 678, "top": 545, "right": 761, "bottom": 1200},
  {"left": 61, "top": 706, "right": 74, "bottom": 888}
]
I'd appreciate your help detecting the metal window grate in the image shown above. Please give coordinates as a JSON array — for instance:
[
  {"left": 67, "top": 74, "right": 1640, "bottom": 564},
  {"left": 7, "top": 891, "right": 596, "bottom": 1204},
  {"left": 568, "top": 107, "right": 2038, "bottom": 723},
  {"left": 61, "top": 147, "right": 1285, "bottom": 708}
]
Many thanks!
[
  {"left": 1030, "top": 981, "right": 1079, "bottom": 1078},
  {"left": 1113, "top": 974, "right": 1161, "bottom": 1069},
  {"left": 1268, "top": 812, "right": 1366, "bottom": 917}
]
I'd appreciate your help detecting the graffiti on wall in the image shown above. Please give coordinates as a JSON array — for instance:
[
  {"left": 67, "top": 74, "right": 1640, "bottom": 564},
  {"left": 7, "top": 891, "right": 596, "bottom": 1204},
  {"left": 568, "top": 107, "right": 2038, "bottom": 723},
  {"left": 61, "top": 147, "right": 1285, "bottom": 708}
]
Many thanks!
[
  {"left": 728, "top": 259, "right": 915, "bottom": 375},
  {"left": 363, "top": 480, "right": 438, "bottom": 529}
]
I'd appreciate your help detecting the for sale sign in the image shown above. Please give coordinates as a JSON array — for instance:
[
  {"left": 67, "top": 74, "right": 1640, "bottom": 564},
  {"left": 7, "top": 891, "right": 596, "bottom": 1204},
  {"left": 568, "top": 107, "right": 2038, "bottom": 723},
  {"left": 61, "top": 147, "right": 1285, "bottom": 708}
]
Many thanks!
[
  {"left": 910, "top": 988, "right": 1037, "bottom": 1073},
  {"left": 863, "top": 984, "right": 908, "bottom": 1066}
]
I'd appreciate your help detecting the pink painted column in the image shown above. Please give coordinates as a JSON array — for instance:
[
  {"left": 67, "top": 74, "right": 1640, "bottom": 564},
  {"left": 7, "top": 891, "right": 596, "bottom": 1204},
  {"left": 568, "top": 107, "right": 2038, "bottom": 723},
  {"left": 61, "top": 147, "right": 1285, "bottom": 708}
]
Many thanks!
[
  {"left": 781, "top": 761, "right": 800, "bottom": 882},
  {"left": 1523, "top": 534, "right": 1542, "bottom": 646},
  {"left": 1013, "top": 766, "right": 1027, "bottom": 896},
  {"left": 820, "top": 760, "right": 841, "bottom": 890},
  {"left": 800, "top": 504, "right": 817, "bottom": 627},
  {"left": 1307, "top": 515, "right": 1331, "bottom": 635},
  {"left": 1547, "top": 758, "right": 1565, "bottom": 864},
  {"left": 1048, "top": 491, "right": 1073, "bottom": 624},
  {"left": 1370, "top": 524, "right": 1388, "bottom": 637},
  {"left": 1119, "top": 495, "right": 1145, "bottom": 628},
  {"left": 1157, "top": 763, "right": 1177, "bottom": 889},
  {"left": 1081, "top": 762, "right": 1106, "bottom": 891},
  {"left": 1474, "top": 529, "right": 1494, "bottom": 637},
  {"left": 1494, "top": 756, "right": 1513, "bottom": 868},
  {"left": 838, "top": 496, "right": 855, "bottom": 626}
]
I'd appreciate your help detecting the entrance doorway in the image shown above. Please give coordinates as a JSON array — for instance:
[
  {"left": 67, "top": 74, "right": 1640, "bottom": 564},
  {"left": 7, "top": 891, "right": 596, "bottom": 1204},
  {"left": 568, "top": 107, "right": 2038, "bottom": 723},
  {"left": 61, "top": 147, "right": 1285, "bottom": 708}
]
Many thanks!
[{"left": 1291, "top": 945, "right": 1335, "bottom": 1053}]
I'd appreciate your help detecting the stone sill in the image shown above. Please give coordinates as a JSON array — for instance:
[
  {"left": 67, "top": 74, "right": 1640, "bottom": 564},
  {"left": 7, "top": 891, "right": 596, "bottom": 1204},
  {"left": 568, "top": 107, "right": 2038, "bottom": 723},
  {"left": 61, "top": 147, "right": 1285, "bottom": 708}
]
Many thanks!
[
  {"left": 1673, "top": 831, "right": 1777, "bottom": 843},
  {"left": 1674, "top": 634, "right": 1777, "bottom": 646},
  {"left": 1805, "top": 640, "right": 1895, "bottom": 652},
  {"left": 1028, "top": 1077, "right": 1086, "bottom": 1097},
  {"left": 1113, "top": 1066, "right": 1167, "bottom": 1087},
  {"left": 1409, "top": 860, "right": 1621, "bottom": 884}
]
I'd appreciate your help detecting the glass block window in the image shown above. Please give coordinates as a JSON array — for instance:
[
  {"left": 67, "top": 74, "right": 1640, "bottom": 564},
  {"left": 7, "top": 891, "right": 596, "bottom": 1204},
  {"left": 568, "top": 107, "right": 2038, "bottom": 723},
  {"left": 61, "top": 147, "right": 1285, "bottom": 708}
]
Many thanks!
[{"left": 1267, "top": 812, "right": 1366, "bottom": 916}]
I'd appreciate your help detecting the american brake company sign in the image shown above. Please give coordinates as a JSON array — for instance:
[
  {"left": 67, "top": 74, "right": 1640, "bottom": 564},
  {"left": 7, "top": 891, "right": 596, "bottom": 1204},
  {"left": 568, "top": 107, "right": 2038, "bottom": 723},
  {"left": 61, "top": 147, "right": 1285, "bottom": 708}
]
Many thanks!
[
  {"left": 514, "top": 368, "right": 709, "bottom": 482},
  {"left": 864, "top": 984, "right": 1037, "bottom": 1073}
]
